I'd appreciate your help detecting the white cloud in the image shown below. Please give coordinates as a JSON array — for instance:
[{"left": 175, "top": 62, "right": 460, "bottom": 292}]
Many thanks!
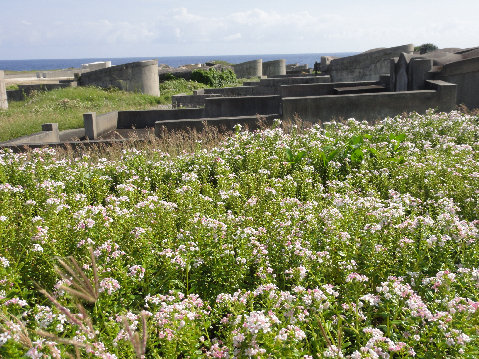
[{"left": 224, "top": 33, "right": 242, "bottom": 41}]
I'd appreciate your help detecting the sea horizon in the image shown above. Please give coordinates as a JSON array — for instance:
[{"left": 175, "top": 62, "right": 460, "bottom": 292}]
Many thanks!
[{"left": 0, "top": 52, "right": 357, "bottom": 72}]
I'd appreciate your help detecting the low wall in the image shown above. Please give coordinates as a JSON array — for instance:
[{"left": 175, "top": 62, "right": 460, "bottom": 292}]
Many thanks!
[
  {"left": 204, "top": 86, "right": 275, "bottom": 96},
  {"left": 280, "top": 81, "right": 380, "bottom": 98},
  {"left": 7, "top": 82, "right": 77, "bottom": 101},
  {"left": 233, "top": 59, "right": 262, "bottom": 78},
  {"left": 204, "top": 95, "right": 282, "bottom": 117},
  {"left": 81, "top": 61, "right": 111, "bottom": 72},
  {"left": 437, "top": 56, "right": 479, "bottom": 109},
  {"left": 118, "top": 108, "right": 205, "bottom": 129},
  {"left": 329, "top": 44, "right": 414, "bottom": 82},
  {"left": 0, "top": 70, "right": 7, "bottom": 109},
  {"left": 263, "top": 60, "right": 286, "bottom": 77},
  {"left": 83, "top": 112, "right": 118, "bottom": 140},
  {"left": 172, "top": 94, "right": 221, "bottom": 108},
  {"left": 0, "top": 123, "right": 60, "bottom": 146},
  {"left": 282, "top": 80, "right": 456, "bottom": 123},
  {"left": 154, "top": 114, "right": 277, "bottom": 135},
  {"left": 79, "top": 60, "right": 160, "bottom": 96}
]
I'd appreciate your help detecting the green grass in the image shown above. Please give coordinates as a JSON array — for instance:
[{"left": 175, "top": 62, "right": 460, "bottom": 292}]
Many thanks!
[
  {"left": 0, "top": 86, "right": 162, "bottom": 142},
  {"left": 159, "top": 78, "right": 210, "bottom": 103}
]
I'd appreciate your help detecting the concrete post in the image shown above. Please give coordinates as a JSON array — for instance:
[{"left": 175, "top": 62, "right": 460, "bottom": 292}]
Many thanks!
[
  {"left": 83, "top": 112, "right": 97, "bottom": 139},
  {"left": 41, "top": 123, "right": 60, "bottom": 142},
  {"left": 0, "top": 70, "right": 8, "bottom": 110}
]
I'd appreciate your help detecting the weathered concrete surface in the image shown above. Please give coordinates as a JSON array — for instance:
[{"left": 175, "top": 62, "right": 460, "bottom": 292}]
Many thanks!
[
  {"left": 320, "top": 56, "right": 338, "bottom": 72},
  {"left": 84, "top": 112, "right": 119, "bottom": 140},
  {"left": 280, "top": 81, "right": 380, "bottom": 98},
  {"left": 0, "top": 123, "right": 60, "bottom": 146},
  {"left": 408, "top": 58, "right": 433, "bottom": 90},
  {"left": 204, "top": 95, "right": 282, "bottom": 117},
  {"left": 154, "top": 114, "right": 278, "bottom": 135},
  {"left": 233, "top": 59, "right": 262, "bottom": 78},
  {"left": 81, "top": 61, "right": 112, "bottom": 72},
  {"left": 262, "top": 60, "right": 286, "bottom": 77},
  {"left": 282, "top": 80, "right": 456, "bottom": 123},
  {"left": 80, "top": 60, "right": 160, "bottom": 96},
  {"left": 0, "top": 70, "right": 7, "bottom": 109},
  {"left": 172, "top": 93, "right": 221, "bottom": 108},
  {"left": 329, "top": 44, "right": 414, "bottom": 82},
  {"left": 437, "top": 56, "right": 479, "bottom": 109},
  {"left": 7, "top": 82, "right": 77, "bottom": 101},
  {"left": 118, "top": 108, "right": 205, "bottom": 129}
]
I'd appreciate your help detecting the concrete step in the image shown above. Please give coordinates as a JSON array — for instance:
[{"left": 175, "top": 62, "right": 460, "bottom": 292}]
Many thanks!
[{"left": 333, "top": 85, "right": 386, "bottom": 95}]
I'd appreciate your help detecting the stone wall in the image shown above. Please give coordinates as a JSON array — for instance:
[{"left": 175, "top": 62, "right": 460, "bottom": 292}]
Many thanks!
[
  {"left": 328, "top": 44, "right": 414, "bottom": 82},
  {"left": 233, "top": 60, "right": 262, "bottom": 78},
  {"left": 282, "top": 80, "right": 456, "bottom": 123},
  {"left": 204, "top": 95, "right": 282, "bottom": 118},
  {"left": 262, "top": 60, "right": 286, "bottom": 77},
  {"left": 0, "top": 70, "right": 7, "bottom": 109},
  {"left": 79, "top": 60, "right": 160, "bottom": 96}
]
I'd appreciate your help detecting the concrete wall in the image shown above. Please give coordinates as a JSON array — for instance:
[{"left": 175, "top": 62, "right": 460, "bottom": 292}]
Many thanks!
[
  {"left": 204, "top": 95, "right": 282, "bottom": 117},
  {"left": 436, "top": 56, "right": 479, "bottom": 109},
  {"left": 263, "top": 60, "right": 286, "bottom": 77},
  {"left": 154, "top": 114, "right": 277, "bottom": 135},
  {"left": 233, "top": 59, "right": 262, "bottom": 78},
  {"left": 0, "top": 123, "right": 60, "bottom": 146},
  {"left": 83, "top": 112, "right": 119, "bottom": 140},
  {"left": 79, "top": 60, "right": 160, "bottom": 96},
  {"left": 282, "top": 80, "right": 456, "bottom": 123},
  {"left": 0, "top": 70, "right": 7, "bottom": 109},
  {"left": 329, "top": 44, "right": 414, "bottom": 82},
  {"left": 81, "top": 61, "right": 111, "bottom": 72},
  {"left": 7, "top": 82, "right": 77, "bottom": 101},
  {"left": 172, "top": 94, "right": 221, "bottom": 108},
  {"left": 204, "top": 86, "right": 275, "bottom": 96},
  {"left": 280, "top": 81, "right": 380, "bottom": 98},
  {"left": 118, "top": 108, "right": 205, "bottom": 129}
]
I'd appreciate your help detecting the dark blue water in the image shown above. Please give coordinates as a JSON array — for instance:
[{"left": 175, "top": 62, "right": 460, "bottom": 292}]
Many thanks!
[{"left": 0, "top": 53, "right": 356, "bottom": 71}]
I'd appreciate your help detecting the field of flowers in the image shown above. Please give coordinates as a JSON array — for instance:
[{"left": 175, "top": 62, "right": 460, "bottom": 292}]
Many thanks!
[{"left": 0, "top": 110, "right": 478, "bottom": 358}]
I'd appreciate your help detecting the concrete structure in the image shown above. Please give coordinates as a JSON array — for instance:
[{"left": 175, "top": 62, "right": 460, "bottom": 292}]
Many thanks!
[
  {"left": 81, "top": 61, "right": 112, "bottom": 72},
  {"left": 0, "top": 70, "right": 7, "bottom": 109},
  {"left": 262, "top": 60, "right": 286, "bottom": 77},
  {"left": 79, "top": 60, "right": 160, "bottom": 96},
  {"left": 408, "top": 58, "right": 433, "bottom": 90},
  {"left": 436, "top": 56, "right": 479, "bottom": 109},
  {"left": 204, "top": 95, "right": 281, "bottom": 118},
  {"left": 118, "top": 108, "right": 205, "bottom": 129},
  {"left": 328, "top": 44, "right": 414, "bottom": 82},
  {"left": 280, "top": 81, "right": 387, "bottom": 98},
  {"left": 233, "top": 59, "right": 262, "bottom": 78},
  {"left": 282, "top": 80, "right": 456, "bottom": 123},
  {"left": 155, "top": 114, "right": 277, "bottom": 135},
  {"left": 7, "top": 82, "right": 77, "bottom": 101},
  {"left": 1, "top": 123, "right": 60, "bottom": 145},
  {"left": 84, "top": 112, "right": 118, "bottom": 140}
]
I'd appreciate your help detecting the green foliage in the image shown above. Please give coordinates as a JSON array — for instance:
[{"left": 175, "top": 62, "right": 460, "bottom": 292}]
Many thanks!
[
  {"left": 159, "top": 78, "right": 208, "bottom": 104},
  {"left": 415, "top": 43, "right": 439, "bottom": 54},
  {"left": 0, "top": 110, "right": 479, "bottom": 357},
  {"left": 191, "top": 67, "right": 237, "bottom": 87}
]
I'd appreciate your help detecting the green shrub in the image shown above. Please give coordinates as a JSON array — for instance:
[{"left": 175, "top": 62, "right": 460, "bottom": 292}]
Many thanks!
[
  {"left": 414, "top": 43, "right": 439, "bottom": 54},
  {"left": 191, "top": 68, "right": 237, "bottom": 87}
]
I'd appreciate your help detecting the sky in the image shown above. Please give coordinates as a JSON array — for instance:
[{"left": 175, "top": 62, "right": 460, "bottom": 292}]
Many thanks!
[{"left": 0, "top": 0, "right": 478, "bottom": 60}]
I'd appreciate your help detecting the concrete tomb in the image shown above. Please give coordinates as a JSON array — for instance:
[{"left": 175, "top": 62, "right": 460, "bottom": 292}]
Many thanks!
[
  {"left": 327, "top": 44, "right": 414, "bottom": 82},
  {"left": 262, "top": 60, "right": 286, "bottom": 77},
  {"left": 79, "top": 60, "right": 160, "bottom": 96},
  {"left": 233, "top": 59, "right": 263, "bottom": 78},
  {"left": 0, "top": 70, "right": 7, "bottom": 110}
]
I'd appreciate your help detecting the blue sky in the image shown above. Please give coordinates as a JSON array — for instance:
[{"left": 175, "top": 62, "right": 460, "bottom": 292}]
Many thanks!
[{"left": 1, "top": 0, "right": 478, "bottom": 59}]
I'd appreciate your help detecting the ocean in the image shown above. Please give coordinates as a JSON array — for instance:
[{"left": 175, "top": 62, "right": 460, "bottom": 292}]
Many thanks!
[{"left": 0, "top": 53, "right": 356, "bottom": 72}]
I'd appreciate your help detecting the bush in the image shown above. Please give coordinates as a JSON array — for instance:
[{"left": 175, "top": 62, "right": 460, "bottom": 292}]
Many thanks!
[
  {"left": 415, "top": 43, "right": 439, "bottom": 54},
  {"left": 191, "top": 68, "right": 237, "bottom": 88}
]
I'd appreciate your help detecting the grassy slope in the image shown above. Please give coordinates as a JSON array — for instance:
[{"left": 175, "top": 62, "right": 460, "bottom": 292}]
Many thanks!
[{"left": 0, "top": 79, "right": 213, "bottom": 142}]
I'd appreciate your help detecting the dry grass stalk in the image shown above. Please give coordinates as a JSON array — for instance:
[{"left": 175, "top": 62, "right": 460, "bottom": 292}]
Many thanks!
[{"left": 122, "top": 312, "right": 148, "bottom": 359}]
